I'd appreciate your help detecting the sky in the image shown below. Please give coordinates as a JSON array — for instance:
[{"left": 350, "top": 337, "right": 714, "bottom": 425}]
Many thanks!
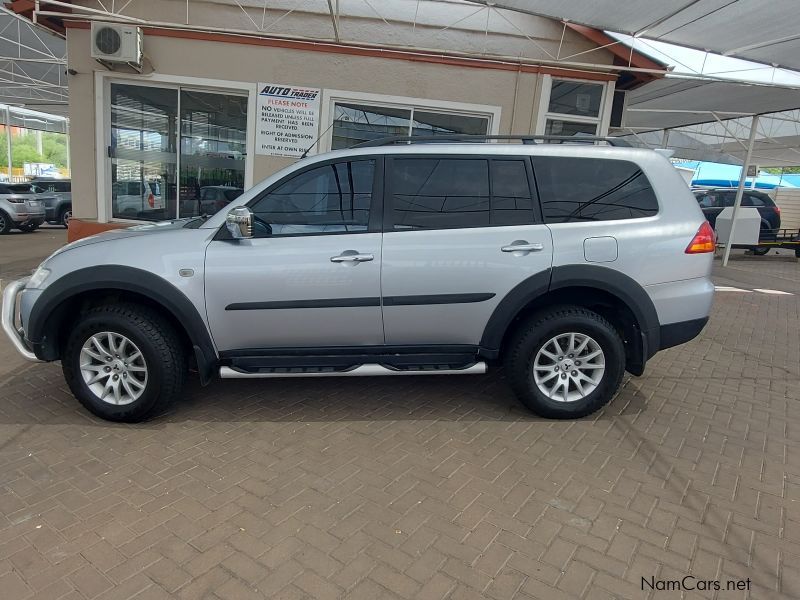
[{"left": 609, "top": 33, "right": 800, "bottom": 87}]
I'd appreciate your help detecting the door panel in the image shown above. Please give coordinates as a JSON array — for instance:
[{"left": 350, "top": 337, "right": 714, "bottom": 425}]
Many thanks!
[
  {"left": 204, "top": 157, "right": 384, "bottom": 351},
  {"left": 381, "top": 226, "right": 553, "bottom": 345},
  {"left": 204, "top": 234, "right": 383, "bottom": 350},
  {"left": 380, "top": 155, "right": 551, "bottom": 345}
]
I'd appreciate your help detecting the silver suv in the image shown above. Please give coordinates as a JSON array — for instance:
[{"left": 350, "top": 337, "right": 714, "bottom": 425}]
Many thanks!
[
  {"left": 0, "top": 182, "right": 49, "bottom": 233},
  {"left": 2, "top": 136, "right": 715, "bottom": 422}
]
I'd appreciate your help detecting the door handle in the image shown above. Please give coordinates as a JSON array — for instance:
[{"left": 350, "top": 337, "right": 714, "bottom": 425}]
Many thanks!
[
  {"left": 501, "top": 241, "right": 544, "bottom": 253},
  {"left": 331, "top": 252, "right": 374, "bottom": 263}
]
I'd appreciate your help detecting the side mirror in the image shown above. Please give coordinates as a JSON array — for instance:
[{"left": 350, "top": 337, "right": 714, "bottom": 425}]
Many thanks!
[{"left": 225, "top": 206, "right": 253, "bottom": 239}]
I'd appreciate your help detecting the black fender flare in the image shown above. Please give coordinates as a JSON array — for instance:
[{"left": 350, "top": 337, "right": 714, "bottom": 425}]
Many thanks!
[
  {"left": 549, "top": 265, "right": 661, "bottom": 363},
  {"left": 479, "top": 265, "right": 660, "bottom": 373},
  {"left": 27, "top": 265, "right": 217, "bottom": 384}
]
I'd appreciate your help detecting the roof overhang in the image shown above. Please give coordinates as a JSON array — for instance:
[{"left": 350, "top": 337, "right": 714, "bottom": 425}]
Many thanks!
[{"left": 464, "top": 0, "right": 800, "bottom": 72}]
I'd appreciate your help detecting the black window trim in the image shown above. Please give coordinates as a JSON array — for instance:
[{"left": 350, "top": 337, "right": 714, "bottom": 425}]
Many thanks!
[
  {"left": 383, "top": 154, "right": 542, "bottom": 233},
  {"left": 216, "top": 155, "right": 385, "bottom": 240}
]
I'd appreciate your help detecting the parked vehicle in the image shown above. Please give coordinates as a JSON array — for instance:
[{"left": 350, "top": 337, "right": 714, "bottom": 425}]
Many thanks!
[
  {"left": 0, "top": 183, "right": 50, "bottom": 234},
  {"left": 693, "top": 187, "right": 780, "bottom": 255},
  {"left": 112, "top": 179, "right": 164, "bottom": 219},
  {"left": 31, "top": 177, "right": 72, "bottom": 227},
  {"left": 2, "top": 136, "right": 714, "bottom": 422},
  {"left": 180, "top": 185, "right": 244, "bottom": 218}
]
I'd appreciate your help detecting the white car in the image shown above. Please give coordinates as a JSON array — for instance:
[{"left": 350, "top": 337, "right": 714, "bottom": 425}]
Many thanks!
[{"left": 112, "top": 180, "right": 164, "bottom": 218}]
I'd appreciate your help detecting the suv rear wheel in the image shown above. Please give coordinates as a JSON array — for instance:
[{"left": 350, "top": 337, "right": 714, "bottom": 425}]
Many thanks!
[
  {"left": 505, "top": 306, "right": 625, "bottom": 419},
  {"left": 0, "top": 210, "right": 10, "bottom": 234},
  {"left": 59, "top": 207, "right": 72, "bottom": 228},
  {"left": 62, "top": 304, "right": 186, "bottom": 422}
]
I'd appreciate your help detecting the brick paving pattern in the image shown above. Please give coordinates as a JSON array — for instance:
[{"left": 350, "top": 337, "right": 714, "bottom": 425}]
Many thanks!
[{"left": 0, "top": 246, "right": 799, "bottom": 598}]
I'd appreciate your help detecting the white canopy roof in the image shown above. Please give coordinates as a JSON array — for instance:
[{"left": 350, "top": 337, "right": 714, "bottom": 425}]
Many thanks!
[
  {"left": 0, "top": 8, "right": 67, "bottom": 116},
  {"left": 466, "top": 0, "right": 800, "bottom": 71}
]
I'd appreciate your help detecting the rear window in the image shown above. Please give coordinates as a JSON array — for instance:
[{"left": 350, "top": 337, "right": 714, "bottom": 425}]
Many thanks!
[{"left": 533, "top": 157, "right": 659, "bottom": 223}]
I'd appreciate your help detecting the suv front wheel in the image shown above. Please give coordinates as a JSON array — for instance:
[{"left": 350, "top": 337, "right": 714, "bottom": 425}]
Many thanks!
[
  {"left": 505, "top": 306, "right": 625, "bottom": 419},
  {"left": 62, "top": 304, "right": 186, "bottom": 422}
]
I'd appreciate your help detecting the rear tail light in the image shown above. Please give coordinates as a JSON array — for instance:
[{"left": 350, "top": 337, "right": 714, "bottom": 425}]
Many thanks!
[
  {"left": 685, "top": 221, "right": 716, "bottom": 254},
  {"left": 147, "top": 192, "right": 155, "bottom": 208},
  {"left": 774, "top": 205, "right": 781, "bottom": 215}
]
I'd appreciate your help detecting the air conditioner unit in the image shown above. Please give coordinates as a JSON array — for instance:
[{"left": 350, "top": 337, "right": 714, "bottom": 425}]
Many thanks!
[{"left": 91, "top": 23, "right": 142, "bottom": 66}]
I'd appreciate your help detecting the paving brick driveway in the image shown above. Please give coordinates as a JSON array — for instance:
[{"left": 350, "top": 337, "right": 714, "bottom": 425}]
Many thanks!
[{"left": 1, "top": 238, "right": 799, "bottom": 599}]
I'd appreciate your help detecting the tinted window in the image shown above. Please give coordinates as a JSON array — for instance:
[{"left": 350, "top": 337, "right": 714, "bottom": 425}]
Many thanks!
[
  {"left": 743, "top": 193, "right": 769, "bottom": 207},
  {"left": 490, "top": 160, "right": 535, "bottom": 226},
  {"left": 251, "top": 160, "right": 374, "bottom": 236},
  {"left": 7, "top": 184, "right": 34, "bottom": 194},
  {"left": 534, "top": 157, "right": 658, "bottom": 223},
  {"left": 695, "top": 193, "right": 716, "bottom": 208},
  {"left": 391, "top": 158, "right": 489, "bottom": 230}
]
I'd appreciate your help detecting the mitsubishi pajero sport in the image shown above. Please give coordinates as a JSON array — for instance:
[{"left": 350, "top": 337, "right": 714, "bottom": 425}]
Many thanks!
[{"left": 2, "top": 136, "right": 715, "bottom": 422}]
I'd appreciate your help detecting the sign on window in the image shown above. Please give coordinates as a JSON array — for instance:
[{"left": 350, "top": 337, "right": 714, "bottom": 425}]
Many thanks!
[{"left": 256, "top": 83, "right": 321, "bottom": 157}]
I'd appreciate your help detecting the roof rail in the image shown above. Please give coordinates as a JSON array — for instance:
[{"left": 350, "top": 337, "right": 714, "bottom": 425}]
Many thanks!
[{"left": 353, "top": 134, "right": 631, "bottom": 148}]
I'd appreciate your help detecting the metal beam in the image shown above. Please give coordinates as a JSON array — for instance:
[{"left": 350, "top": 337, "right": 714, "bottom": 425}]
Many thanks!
[{"left": 722, "top": 115, "right": 760, "bottom": 267}]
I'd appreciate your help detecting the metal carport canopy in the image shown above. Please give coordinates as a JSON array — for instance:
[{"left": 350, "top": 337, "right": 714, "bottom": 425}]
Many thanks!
[
  {"left": 466, "top": 0, "right": 800, "bottom": 71},
  {"left": 617, "top": 75, "right": 800, "bottom": 167}
]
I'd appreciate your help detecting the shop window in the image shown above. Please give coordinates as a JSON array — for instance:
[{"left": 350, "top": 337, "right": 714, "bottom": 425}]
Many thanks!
[
  {"left": 548, "top": 81, "right": 604, "bottom": 118},
  {"left": 109, "top": 83, "right": 247, "bottom": 221},
  {"left": 331, "top": 102, "right": 491, "bottom": 149},
  {"left": 540, "top": 78, "right": 607, "bottom": 140}
]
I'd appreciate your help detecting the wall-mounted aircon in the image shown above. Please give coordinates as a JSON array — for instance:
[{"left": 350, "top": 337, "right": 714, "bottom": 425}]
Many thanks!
[{"left": 90, "top": 22, "right": 143, "bottom": 67}]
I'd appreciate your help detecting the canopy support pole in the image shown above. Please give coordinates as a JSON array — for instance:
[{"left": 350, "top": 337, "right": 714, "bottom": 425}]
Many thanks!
[
  {"left": 5, "top": 106, "right": 11, "bottom": 180},
  {"left": 722, "top": 114, "right": 759, "bottom": 267}
]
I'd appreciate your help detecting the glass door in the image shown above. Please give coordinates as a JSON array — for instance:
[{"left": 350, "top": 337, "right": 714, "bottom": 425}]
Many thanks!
[
  {"left": 110, "top": 83, "right": 177, "bottom": 220},
  {"left": 108, "top": 83, "right": 249, "bottom": 221},
  {"left": 179, "top": 90, "right": 248, "bottom": 218}
]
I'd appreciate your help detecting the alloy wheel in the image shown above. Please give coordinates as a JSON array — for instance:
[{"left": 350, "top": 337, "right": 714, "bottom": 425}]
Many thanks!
[
  {"left": 532, "top": 332, "right": 605, "bottom": 402},
  {"left": 79, "top": 332, "right": 148, "bottom": 405}
]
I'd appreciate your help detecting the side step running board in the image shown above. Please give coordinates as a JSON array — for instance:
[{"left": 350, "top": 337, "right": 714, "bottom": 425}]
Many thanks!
[{"left": 219, "top": 362, "right": 487, "bottom": 379}]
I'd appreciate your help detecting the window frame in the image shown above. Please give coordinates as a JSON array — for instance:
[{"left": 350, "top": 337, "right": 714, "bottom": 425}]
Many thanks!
[
  {"left": 223, "top": 155, "right": 385, "bottom": 239},
  {"left": 535, "top": 75, "right": 615, "bottom": 138},
  {"left": 97, "top": 72, "right": 257, "bottom": 224},
  {"left": 319, "top": 89, "right": 501, "bottom": 153},
  {"left": 383, "top": 154, "right": 541, "bottom": 233}
]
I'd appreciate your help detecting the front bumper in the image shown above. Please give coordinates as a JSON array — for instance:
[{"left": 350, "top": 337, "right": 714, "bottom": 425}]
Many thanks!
[{"left": 1, "top": 278, "right": 42, "bottom": 362}]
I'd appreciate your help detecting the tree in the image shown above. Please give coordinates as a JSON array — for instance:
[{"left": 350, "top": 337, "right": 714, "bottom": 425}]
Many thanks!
[
  {"left": 764, "top": 166, "right": 800, "bottom": 175},
  {"left": 0, "top": 129, "right": 68, "bottom": 168}
]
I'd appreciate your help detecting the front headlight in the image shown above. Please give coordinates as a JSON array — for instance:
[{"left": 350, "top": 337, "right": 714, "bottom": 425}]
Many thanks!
[{"left": 27, "top": 266, "right": 51, "bottom": 289}]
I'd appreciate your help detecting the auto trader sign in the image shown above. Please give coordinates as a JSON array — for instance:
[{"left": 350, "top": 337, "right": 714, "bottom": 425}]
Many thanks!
[{"left": 256, "top": 84, "right": 321, "bottom": 157}]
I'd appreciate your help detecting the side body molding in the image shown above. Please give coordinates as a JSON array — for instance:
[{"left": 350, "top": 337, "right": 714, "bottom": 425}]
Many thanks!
[{"left": 26, "top": 265, "right": 217, "bottom": 384}]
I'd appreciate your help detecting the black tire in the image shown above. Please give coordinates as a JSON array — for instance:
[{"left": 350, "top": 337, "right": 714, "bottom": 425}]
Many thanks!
[
  {"left": 505, "top": 306, "right": 625, "bottom": 419},
  {"left": 752, "top": 246, "right": 770, "bottom": 256},
  {"left": 0, "top": 210, "right": 11, "bottom": 234},
  {"left": 59, "top": 207, "right": 72, "bottom": 228},
  {"left": 62, "top": 303, "right": 186, "bottom": 422}
]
